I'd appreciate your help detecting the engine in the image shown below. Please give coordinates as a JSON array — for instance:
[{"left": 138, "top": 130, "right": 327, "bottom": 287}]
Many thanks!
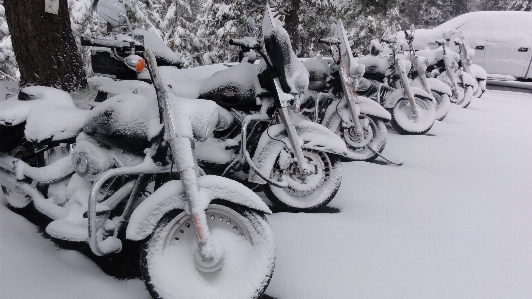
[{"left": 72, "top": 133, "right": 143, "bottom": 181}]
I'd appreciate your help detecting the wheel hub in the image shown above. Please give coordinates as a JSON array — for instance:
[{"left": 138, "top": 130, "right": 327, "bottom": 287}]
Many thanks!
[
  {"left": 194, "top": 249, "right": 224, "bottom": 273},
  {"left": 280, "top": 151, "right": 328, "bottom": 195},
  {"left": 343, "top": 124, "right": 372, "bottom": 148}
]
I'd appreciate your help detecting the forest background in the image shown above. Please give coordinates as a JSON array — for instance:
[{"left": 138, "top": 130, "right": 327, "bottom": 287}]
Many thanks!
[{"left": 0, "top": 0, "right": 530, "bottom": 79}]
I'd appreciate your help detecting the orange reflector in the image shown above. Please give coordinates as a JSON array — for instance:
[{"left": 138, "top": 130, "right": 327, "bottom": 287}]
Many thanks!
[{"left": 136, "top": 58, "right": 145, "bottom": 73}]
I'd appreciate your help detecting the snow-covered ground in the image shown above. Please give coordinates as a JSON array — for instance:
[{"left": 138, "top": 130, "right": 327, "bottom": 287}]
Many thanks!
[{"left": 1, "top": 87, "right": 532, "bottom": 299}]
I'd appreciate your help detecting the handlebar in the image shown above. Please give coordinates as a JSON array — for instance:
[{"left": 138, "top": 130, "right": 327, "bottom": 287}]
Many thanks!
[
  {"left": 229, "top": 38, "right": 260, "bottom": 50},
  {"left": 318, "top": 37, "right": 339, "bottom": 45},
  {"left": 80, "top": 36, "right": 145, "bottom": 51},
  {"left": 380, "top": 37, "right": 397, "bottom": 44}
]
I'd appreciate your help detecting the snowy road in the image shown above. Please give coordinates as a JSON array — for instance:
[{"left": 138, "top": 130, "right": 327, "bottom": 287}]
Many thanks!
[{"left": 1, "top": 89, "right": 532, "bottom": 299}]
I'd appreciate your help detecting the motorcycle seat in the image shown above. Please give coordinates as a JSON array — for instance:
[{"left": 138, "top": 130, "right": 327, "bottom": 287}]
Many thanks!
[
  {"left": 0, "top": 86, "right": 89, "bottom": 143},
  {"left": 160, "top": 63, "right": 262, "bottom": 110}
]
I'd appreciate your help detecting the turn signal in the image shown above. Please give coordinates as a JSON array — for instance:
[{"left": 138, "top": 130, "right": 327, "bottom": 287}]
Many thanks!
[{"left": 136, "top": 58, "right": 145, "bottom": 73}]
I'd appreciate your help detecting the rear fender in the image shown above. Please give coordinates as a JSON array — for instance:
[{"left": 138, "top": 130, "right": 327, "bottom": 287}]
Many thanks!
[
  {"left": 382, "top": 87, "right": 432, "bottom": 109},
  {"left": 459, "top": 71, "right": 476, "bottom": 87},
  {"left": 126, "top": 175, "right": 271, "bottom": 241},
  {"left": 248, "top": 120, "right": 349, "bottom": 184},
  {"left": 470, "top": 64, "right": 487, "bottom": 81}
]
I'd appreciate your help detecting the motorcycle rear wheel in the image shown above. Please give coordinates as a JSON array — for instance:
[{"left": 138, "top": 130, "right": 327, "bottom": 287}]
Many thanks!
[
  {"left": 263, "top": 150, "right": 342, "bottom": 211},
  {"left": 390, "top": 97, "right": 435, "bottom": 135},
  {"left": 141, "top": 202, "right": 275, "bottom": 299}
]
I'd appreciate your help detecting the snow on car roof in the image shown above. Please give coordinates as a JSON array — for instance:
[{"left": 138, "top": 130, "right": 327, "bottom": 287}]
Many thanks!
[{"left": 399, "top": 11, "right": 532, "bottom": 49}]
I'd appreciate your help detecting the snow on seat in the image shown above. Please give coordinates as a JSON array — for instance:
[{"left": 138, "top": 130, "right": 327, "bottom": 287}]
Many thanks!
[
  {"left": 160, "top": 63, "right": 262, "bottom": 110},
  {"left": 0, "top": 86, "right": 89, "bottom": 142}
]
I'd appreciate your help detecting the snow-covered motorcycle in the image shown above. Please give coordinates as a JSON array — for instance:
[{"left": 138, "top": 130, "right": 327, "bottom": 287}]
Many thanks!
[
  {"left": 401, "top": 27, "right": 452, "bottom": 121},
  {"left": 0, "top": 1, "right": 275, "bottom": 298},
  {"left": 301, "top": 19, "right": 391, "bottom": 161},
  {"left": 160, "top": 6, "right": 350, "bottom": 212},
  {"left": 357, "top": 37, "right": 436, "bottom": 135},
  {"left": 418, "top": 38, "right": 476, "bottom": 108},
  {"left": 450, "top": 32, "right": 487, "bottom": 98}
]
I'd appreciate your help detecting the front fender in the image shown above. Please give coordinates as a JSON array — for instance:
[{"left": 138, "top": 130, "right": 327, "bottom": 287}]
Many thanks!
[
  {"left": 425, "top": 78, "right": 452, "bottom": 96},
  {"left": 126, "top": 175, "right": 271, "bottom": 241},
  {"left": 382, "top": 87, "right": 432, "bottom": 109},
  {"left": 322, "top": 97, "right": 390, "bottom": 131},
  {"left": 248, "top": 120, "right": 349, "bottom": 184}
]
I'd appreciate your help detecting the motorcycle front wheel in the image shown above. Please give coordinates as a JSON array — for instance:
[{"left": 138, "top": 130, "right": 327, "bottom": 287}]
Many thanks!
[
  {"left": 432, "top": 91, "right": 451, "bottom": 121},
  {"left": 264, "top": 149, "right": 342, "bottom": 211},
  {"left": 340, "top": 117, "right": 387, "bottom": 161},
  {"left": 141, "top": 202, "right": 275, "bottom": 299},
  {"left": 390, "top": 97, "right": 435, "bottom": 135}
]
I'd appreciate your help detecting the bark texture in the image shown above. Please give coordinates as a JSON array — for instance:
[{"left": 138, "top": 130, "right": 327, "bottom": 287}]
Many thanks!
[
  {"left": 4, "top": 0, "right": 87, "bottom": 91},
  {"left": 284, "top": 0, "right": 301, "bottom": 55}
]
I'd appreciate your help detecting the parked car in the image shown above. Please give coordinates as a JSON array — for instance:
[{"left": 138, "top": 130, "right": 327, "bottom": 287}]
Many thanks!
[{"left": 396, "top": 11, "right": 532, "bottom": 80}]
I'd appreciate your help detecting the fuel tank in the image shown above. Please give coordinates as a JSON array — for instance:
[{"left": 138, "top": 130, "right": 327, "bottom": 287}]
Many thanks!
[
  {"left": 199, "top": 63, "right": 262, "bottom": 110},
  {"left": 82, "top": 93, "right": 163, "bottom": 152}
]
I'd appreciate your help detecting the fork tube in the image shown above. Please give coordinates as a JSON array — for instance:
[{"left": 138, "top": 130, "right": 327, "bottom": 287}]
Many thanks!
[
  {"left": 147, "top": 47, "right": 215, "bottom": 262},
  {"left": 337, "top": 63, "right": 364, "bottom": 136},
  {"left": 278, "top": 107, "right": 309, "bottom": 171},
  {"left": 396, "top": 58, "right": 418, "bottom": 114},
  {"left": 413, "top": 56, "right": 432, "bottom": 95}
]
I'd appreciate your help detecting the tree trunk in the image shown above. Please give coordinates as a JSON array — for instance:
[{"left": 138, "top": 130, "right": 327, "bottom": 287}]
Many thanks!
[
  {"left": 4, "top": 0, "right": 87, "bottom": 91},
  {"left": 284, "top": 0, "right": 301, "bottom": 56}
]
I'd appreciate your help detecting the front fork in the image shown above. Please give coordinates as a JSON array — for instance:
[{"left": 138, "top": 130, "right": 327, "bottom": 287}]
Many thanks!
[
  {"left": 444, "top": 55, "right": 460, "bottom": 99},
  {"left": 277, "top": 106, "right": 314, "bottom": 175},
  {"left": 271, "top": 78, "right": 313, "bottom": 175},
  {"left": 150, "top": 47, "right": 216, "bottom": 264},
  {"left": 396, "top": 58, "right": 418, "bottom": 116},
  {"left": 413, "top": 56, "right": 433, "bottom": 97},
  {"left": 337, "top": 64, "right": 365, "bottom": 138}
]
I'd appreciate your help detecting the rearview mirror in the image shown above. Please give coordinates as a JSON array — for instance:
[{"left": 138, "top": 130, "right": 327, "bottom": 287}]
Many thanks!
[{"left": 97, "top": 0, "right": 127, "bottom": 26}]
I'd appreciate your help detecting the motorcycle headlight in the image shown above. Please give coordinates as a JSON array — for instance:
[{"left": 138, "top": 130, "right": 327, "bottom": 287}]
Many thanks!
[
  {"left": 71, "top": 138, "right": 113, "bottom": 181},
  {"left": 75, "top": 152, "right": 89, "bottom": 177}
]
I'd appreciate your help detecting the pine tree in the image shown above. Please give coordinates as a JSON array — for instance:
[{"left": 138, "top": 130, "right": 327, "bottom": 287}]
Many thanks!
[
  {"left": 162, "top": 0, "right": 203, "bottom": 67},
  {"left": 340, "top": 0, "right": 405, "bottom": 55},
  {"left": 199, "top": 0, "right": 268, "bottom": 63},
  {"left": 506, "top": 0, "right": 531, "bottom": 10},
  {"left": 0, "top": 0, "right": 17, "bottom": 80},
  {"left": 69, "top": 0, "right": 107, "bottom": 76}
]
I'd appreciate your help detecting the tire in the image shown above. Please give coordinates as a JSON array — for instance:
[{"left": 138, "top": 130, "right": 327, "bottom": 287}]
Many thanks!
[
  {"left": 141, "top": 202, "right": 275, "bottom": 299},
  {"left": 340, "top": 117, "right": 387, "bottom": 161},
  {"left": 390, "top": 97, "right": 435, "bottom": 135},
  {"left": 432, "top": 91, "right": 451, "bottom": 121},
  {"left": 457, "top": 85, "right": 473, "bottom": 108},
  {"left": 263, "top": 150, "right": 342, "bottom": 211}
]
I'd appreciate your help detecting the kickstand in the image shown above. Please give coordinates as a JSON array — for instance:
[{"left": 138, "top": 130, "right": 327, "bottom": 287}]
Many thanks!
[{"left": 369, "top": 146, "right": 403, "bottom": 166}]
